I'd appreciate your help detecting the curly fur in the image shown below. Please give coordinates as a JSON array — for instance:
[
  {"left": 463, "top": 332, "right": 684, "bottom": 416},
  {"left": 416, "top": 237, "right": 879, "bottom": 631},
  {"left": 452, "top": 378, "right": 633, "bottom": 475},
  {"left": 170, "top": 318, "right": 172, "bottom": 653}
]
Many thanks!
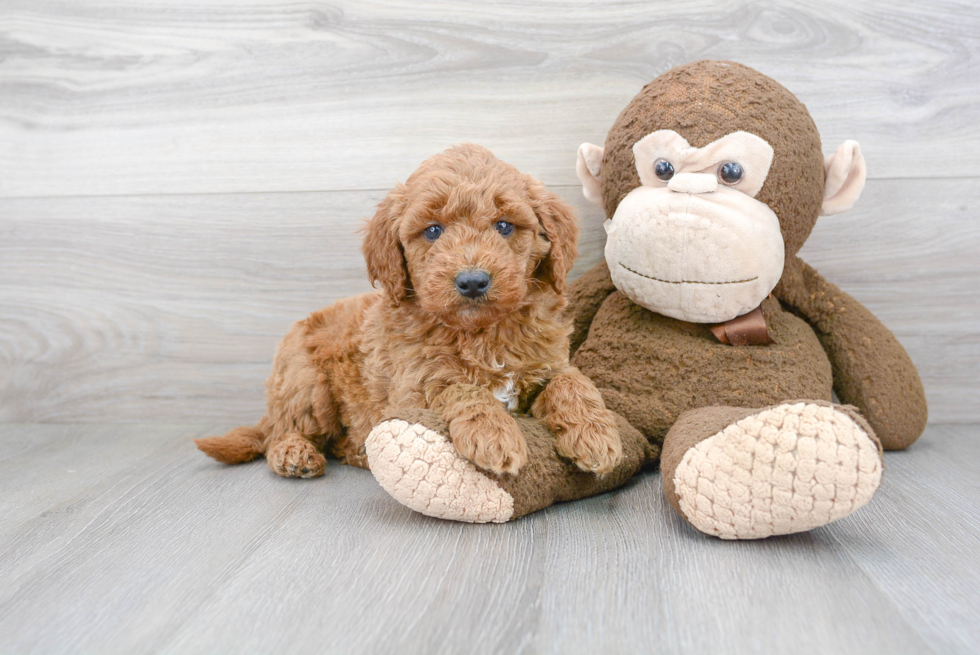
[{"left": 195, "top": 144, "right": 623, "bottom": 477}]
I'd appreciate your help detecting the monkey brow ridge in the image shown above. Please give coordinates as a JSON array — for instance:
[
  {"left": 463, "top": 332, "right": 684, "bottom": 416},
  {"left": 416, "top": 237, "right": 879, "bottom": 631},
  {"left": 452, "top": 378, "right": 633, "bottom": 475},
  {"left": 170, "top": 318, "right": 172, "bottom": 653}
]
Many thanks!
[{"left": 619, "top": 262, "right": 758, "bottom": 285}]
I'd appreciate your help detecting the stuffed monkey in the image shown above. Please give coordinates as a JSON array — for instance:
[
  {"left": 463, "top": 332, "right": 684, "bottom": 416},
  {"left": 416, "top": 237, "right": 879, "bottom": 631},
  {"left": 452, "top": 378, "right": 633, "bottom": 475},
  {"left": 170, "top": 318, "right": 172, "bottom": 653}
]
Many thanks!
[{"left": 366, "top": 61, "right": 927, "bottom": 538}]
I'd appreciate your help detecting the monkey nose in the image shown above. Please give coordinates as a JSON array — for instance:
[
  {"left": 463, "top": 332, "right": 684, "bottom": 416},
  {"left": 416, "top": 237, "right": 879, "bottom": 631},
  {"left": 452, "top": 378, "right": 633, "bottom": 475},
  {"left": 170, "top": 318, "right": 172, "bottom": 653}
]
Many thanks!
[
  {"left": 668, "top": 173, "right": 718, "bottom": 194},
  {"left": 455, "top": 269, "right": 491, "bottom": 299}
]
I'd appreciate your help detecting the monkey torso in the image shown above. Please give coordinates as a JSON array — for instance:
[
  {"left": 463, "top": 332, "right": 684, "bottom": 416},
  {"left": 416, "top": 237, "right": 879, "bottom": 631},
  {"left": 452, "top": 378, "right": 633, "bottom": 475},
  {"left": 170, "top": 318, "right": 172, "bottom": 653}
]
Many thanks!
[{"left": 571, "top": 291, "right": 833, "bottom": 446}]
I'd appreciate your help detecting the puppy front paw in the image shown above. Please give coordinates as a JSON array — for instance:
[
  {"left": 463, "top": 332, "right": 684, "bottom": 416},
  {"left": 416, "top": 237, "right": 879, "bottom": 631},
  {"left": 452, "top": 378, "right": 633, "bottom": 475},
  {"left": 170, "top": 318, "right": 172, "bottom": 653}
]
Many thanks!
[
  {"left": 556, "top": 411, "right": 624, "bottom": 475},
  {"left": 449, "top": 414, "right": 528, "bottom": 475},
  {"left": 267, "top": 435, "right": 326, "bottom": 478}
]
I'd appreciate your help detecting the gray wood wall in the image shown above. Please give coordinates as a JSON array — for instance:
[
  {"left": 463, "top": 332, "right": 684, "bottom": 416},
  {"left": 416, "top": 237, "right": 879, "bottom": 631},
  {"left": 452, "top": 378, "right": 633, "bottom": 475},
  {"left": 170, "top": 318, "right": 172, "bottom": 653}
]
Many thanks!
[{"left": 2, "top": 0, "right": 978, "bottom": 424}]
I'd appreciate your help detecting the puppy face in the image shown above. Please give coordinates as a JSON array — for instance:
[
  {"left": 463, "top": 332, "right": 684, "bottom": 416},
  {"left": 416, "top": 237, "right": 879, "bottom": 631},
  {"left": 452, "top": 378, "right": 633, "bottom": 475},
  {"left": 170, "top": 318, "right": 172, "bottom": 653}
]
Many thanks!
[
  {"left": 400, "top": 186, "right": 547, "bottom": 328},
  {"left": 363, "top": 145, "right": 579, "bottom": 329}
]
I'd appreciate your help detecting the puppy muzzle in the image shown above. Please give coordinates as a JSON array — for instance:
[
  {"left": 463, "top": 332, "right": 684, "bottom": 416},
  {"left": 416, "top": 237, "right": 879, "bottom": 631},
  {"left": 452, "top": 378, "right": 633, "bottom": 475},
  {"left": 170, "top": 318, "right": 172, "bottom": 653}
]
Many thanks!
[{"left": 455, "top": 269, "right": 491, "bottom": 299}]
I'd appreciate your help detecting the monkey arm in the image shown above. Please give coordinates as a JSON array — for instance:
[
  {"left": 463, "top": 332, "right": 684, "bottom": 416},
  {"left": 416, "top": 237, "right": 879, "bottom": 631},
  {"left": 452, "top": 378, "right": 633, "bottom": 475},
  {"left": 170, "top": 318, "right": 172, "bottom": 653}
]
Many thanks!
[
  {"left": 774, "top": 255, "right": 927, "bottom": 450},
  {"left": 565, "top": 260, "right": 617, "bottom": 357}
]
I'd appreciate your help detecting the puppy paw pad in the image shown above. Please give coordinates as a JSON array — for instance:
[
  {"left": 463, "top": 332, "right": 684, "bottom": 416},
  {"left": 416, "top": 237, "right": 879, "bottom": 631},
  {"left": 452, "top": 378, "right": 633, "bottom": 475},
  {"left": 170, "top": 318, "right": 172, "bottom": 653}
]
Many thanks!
[{"left": 267, "top": 437, "right": 325, "bottom": 478}]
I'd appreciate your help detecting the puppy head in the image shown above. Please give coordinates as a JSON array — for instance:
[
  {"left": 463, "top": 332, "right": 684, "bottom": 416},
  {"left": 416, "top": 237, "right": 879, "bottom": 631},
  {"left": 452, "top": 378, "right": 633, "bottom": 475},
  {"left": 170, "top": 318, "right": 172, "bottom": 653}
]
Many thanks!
[{"left": 362, "top": 144, "right": 579, "bottom": 329}]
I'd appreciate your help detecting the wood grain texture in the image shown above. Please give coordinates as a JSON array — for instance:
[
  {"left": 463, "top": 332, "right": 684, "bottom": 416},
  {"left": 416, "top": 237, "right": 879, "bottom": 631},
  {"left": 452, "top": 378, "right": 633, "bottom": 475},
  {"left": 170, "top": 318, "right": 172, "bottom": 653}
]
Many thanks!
[
  {"left": 1, "top": 178, "right": 975, "bottom": 423},
  {"left": 1, "top": 0, "right": 979, "bottom": 197},
  {"left": 823, "top": 424, "right": 980, "bottom": 652},
  {"left": 0, "top": 423, "right": 977, "bottom": 653},
  {"left": 0, "top": 185, "right": 601, "bottom": 423}
]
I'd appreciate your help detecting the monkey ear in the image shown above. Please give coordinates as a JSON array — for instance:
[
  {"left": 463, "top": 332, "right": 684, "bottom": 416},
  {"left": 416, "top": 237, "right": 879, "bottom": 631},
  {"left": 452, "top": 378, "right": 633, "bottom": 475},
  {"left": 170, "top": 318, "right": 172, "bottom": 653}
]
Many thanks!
[
  {"left": 821, "top": 140, "right": 866, "bottom": 216},
  {"left": 531, "top": 184, "right": 580, "bottom": 295},
  {"left": 576, "top": 143, "right": 605, "bottom": 208},
  {"left": 361, "top": 185, "right": 410, "bottom": 304}
]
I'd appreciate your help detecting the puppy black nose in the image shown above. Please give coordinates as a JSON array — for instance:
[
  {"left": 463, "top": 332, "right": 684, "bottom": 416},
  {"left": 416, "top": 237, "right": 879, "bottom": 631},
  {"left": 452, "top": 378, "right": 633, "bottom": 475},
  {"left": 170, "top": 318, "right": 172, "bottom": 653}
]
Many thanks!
[{"left": 455, "top": 270, "right": 490, "bottom": 299}]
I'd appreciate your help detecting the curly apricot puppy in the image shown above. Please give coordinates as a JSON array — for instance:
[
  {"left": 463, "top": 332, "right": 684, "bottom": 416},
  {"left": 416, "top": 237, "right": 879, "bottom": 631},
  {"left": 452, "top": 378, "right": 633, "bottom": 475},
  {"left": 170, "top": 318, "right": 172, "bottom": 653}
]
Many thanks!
[{"left": 195, "top": 144, "right": 623, "bottom": 477}]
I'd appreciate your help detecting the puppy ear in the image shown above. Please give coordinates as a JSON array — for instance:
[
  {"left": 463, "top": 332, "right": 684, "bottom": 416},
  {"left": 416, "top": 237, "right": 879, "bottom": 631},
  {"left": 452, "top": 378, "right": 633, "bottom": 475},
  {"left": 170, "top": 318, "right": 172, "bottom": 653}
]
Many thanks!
[
  {"left": 362, "top": 185, "right": 410, "bottom": 304},
  {"left": 530, "top": 183, "right": 580, "bottom": 295}
]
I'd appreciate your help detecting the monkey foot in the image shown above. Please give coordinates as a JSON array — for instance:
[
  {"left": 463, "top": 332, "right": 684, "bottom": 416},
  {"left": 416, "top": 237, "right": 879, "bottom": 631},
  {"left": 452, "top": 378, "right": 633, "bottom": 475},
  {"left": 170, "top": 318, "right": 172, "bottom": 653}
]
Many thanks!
[
  {"left": 365, "top": 418, "right": 516, "bottom": 523},
  {"left": 365, "top": 409, "right": 652, "bottom": 523},
  {"left": 662, "top": 402, "right": 883, "bottom": 540}
]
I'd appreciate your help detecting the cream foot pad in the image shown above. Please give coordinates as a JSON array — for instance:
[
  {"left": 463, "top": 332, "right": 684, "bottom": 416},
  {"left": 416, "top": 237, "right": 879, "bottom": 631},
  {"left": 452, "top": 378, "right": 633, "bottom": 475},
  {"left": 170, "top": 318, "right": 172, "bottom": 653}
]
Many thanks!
[
  {"left": 366, "top": 419, "right": 515, "bottom": 523},
  {"left": 672, "top": 403, "right": 882, "bottom": 539}
]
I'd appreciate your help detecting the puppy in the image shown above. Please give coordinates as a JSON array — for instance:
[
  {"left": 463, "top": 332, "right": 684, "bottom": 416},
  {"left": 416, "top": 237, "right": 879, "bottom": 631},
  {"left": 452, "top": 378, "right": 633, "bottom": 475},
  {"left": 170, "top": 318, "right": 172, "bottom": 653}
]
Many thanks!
[{"left": 195, "top": 144, "right": 623, "bottom": 477}]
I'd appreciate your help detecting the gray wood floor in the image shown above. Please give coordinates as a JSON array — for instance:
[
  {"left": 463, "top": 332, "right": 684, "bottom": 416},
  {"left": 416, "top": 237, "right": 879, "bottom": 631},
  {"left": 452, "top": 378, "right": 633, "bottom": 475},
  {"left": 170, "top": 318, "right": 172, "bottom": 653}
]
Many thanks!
[
  {"left": 2, "top": 1, "right": 979, "bottom": 653},
  {"left": 0, "top": 423, "right": 977, "bottom": 654}
]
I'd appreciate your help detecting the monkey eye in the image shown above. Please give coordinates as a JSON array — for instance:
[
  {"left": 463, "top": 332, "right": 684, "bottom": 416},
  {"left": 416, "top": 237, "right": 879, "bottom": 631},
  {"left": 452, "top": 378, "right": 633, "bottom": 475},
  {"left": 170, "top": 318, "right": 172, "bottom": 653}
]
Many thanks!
[
  {"left": 654, "top": 159, "right": 675, "bottom": 181},
  {"left": 423, "top": 224, "right": 444, "bottom": 241},
  {"left": 718, "top": 161, "right": 744, "bottom": 185},
  {"left": 495, "top": 220, "right": 515, "bottom": 237}
]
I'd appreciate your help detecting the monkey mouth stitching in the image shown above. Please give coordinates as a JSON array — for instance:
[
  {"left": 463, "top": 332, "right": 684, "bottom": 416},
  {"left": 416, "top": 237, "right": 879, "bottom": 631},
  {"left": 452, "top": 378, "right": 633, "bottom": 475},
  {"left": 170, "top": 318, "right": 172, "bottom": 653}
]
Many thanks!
[{"left": 619, "top": 262, "right": 758, "bottom": 286}]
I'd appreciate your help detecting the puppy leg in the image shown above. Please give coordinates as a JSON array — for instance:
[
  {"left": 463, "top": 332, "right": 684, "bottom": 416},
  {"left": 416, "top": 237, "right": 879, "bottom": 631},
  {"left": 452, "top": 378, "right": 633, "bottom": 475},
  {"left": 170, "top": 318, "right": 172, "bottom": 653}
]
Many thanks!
[
  {"left": 532, "top": 367, "right": 623, "bottom": 474},
  {"left": 266, "top": 434, "right": 326, "bottom": 478},
  {"left": 261, "top": 326, "right": 343, "bottom": 479},
  {"left": 435, "top": 384, "right": 528, "bottom": 475},
  {"left": 263, "top": 369, "right": 343, "bottom": 478},
  {"left": 195, "top": 414, "right": 331, "bottom": 478}
]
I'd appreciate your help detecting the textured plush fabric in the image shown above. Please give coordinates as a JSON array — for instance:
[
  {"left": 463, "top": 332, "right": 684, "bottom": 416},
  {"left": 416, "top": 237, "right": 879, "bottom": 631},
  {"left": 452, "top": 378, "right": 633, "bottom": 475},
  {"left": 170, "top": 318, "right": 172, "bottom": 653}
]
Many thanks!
[
  {"left": 631, "top": 130, "right": 774, "bottom": 197},
  {"left": 566, "top": 258, "right": 618, "bottom": 357},
  {"left": 367, "top": 408, "right": 655, "bottom": 522},
  {"left": 661, "top": 406, "right": 761, "bottom": 521},
  {"left": 570, "top": 263, "right": 834, "bottom": 444},
  {"left": 576, "top": 143, "right": 604, "bottom": 204},
  {"left": 366, "top": 417, "right": 517, "bottom": 523},
  {"left": 604, "top": 185, "right": 785, "bottom": 322},
  {"left": 662, "top": 402, "right": 882, "bottom": 539},
  {"left": 821, "top": 140, "right": 867, "bottom": 215},
  {"left": 600, "top": 60, "right": 825, "bottom": 259},
  {"left": 775, "top": 256, "right": 928, "bottom": 449}
]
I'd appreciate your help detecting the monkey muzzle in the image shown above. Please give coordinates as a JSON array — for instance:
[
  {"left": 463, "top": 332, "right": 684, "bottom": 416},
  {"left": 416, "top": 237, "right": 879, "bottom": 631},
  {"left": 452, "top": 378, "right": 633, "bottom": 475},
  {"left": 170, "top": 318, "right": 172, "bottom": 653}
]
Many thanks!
[{"left": 604, "top": 185, "right": 785, "bottom": 324}]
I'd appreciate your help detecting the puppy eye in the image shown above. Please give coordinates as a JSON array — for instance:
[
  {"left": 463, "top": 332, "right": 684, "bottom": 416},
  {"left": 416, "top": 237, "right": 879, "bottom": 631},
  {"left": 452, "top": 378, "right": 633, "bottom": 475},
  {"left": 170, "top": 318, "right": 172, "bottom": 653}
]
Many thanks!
[
  {"left": 654, "top": 159, "right": 674, "bottom": 181},
  {"left": 423, "top": 224, "right": 443, "bottom": 241},
  {"left": 718, "top": 161, "right": 744, "bottom": 185},
  {"left": 495, "top": 221, "right": 515, "bottom": 237}
]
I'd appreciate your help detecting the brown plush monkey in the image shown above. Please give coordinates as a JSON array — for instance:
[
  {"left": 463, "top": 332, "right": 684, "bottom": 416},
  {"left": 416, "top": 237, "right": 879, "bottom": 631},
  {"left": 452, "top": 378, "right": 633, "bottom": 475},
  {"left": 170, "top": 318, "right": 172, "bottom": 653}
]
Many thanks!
[{"left": 366, "top": 61, "right": 928, "bottom": 538}]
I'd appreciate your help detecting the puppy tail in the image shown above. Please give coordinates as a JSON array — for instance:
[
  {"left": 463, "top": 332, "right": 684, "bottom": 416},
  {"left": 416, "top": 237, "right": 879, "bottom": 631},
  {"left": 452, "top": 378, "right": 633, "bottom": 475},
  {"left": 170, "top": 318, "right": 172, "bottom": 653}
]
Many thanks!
[{"left": 195, "top": 425, "right": 267, "bottom": 465}]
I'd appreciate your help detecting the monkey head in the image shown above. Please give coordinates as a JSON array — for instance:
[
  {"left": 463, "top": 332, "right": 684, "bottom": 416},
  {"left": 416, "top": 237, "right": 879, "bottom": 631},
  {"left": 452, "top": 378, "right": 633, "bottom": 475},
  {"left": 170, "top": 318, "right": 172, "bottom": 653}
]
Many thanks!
[{"left": 577, "top": 60, "right": 867, "bottom": 324}]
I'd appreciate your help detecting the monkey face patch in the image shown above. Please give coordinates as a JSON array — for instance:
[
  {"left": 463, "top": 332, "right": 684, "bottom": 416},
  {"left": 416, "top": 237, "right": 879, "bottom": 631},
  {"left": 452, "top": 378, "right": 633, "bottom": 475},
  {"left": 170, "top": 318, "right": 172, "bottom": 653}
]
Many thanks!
[
  {"left": 632, "top": 130, "right": 774, "bottom": 198},
  {"left": 575, "top": 60, "right": 870, "bottom": 325},
  {"left": 599, "top": 130, "right": 784, "bottom": 324}
]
